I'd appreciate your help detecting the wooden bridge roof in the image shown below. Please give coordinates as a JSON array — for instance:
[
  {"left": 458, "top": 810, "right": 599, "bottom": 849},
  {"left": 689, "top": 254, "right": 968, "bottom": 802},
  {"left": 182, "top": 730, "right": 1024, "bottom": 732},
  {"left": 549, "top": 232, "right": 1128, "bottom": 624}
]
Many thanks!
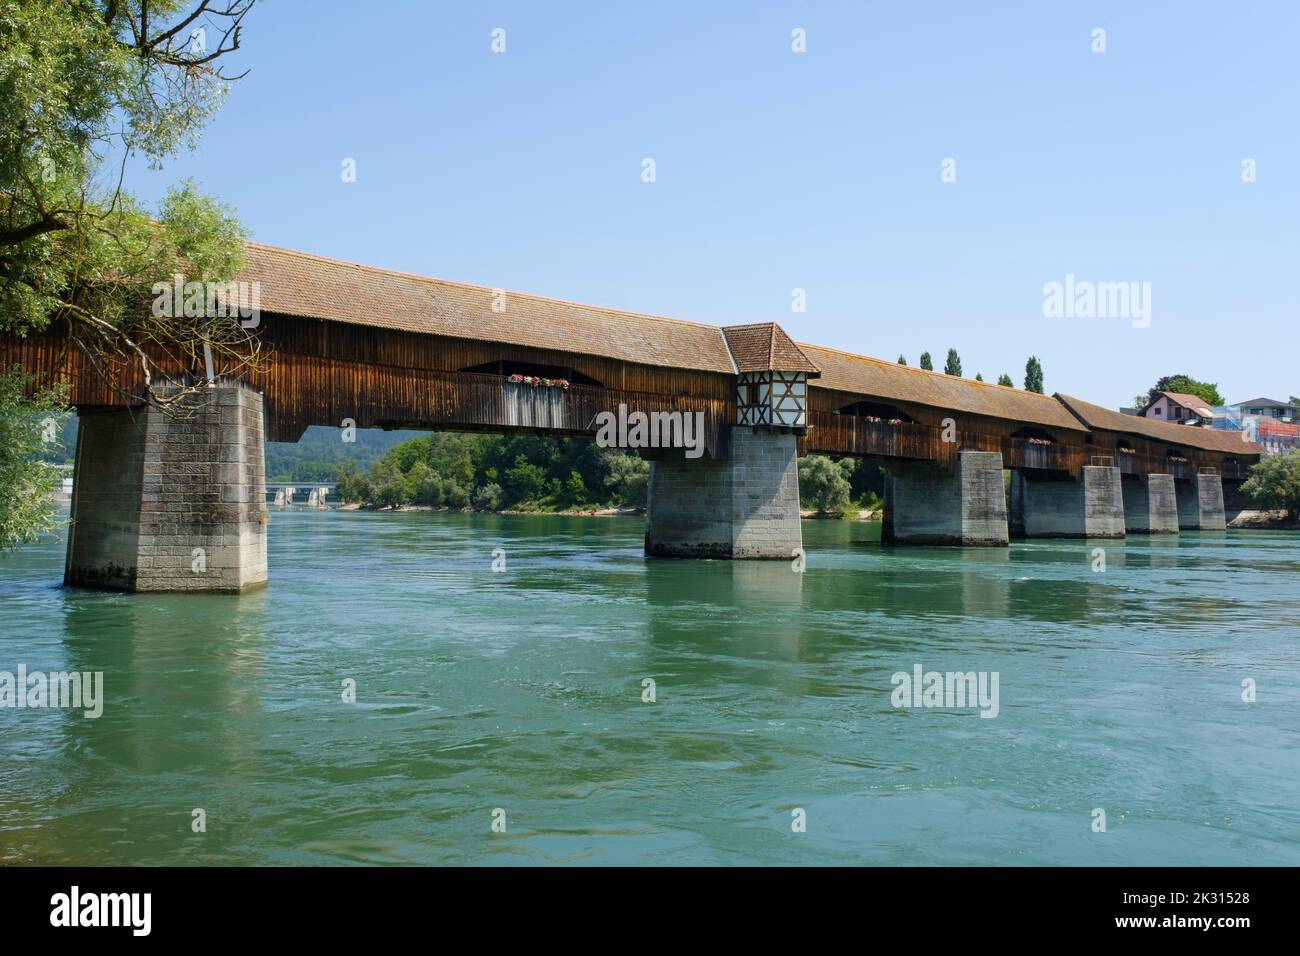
[
  {"left": 799, "top": 343, "right": 1089, "bottom": 432},
  {"left": 241, "top": 241, "right": 740, "bottom": 375},
  {"left": 239, "top": 241, "right": 1257, "bottom": 450},
  {"left": 1056, "top": 394, "right": 1263, "bottom": 454},
  {"left": 722, "top": 323, "right": 821, "bottom": 375}
]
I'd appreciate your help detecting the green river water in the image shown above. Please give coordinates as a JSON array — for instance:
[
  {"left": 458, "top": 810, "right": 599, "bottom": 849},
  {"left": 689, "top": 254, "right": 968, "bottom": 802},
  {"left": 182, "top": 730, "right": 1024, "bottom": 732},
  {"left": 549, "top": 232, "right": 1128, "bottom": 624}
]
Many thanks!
[{"left": 2, "top": 511, "right": 1298, "bottom": 865}]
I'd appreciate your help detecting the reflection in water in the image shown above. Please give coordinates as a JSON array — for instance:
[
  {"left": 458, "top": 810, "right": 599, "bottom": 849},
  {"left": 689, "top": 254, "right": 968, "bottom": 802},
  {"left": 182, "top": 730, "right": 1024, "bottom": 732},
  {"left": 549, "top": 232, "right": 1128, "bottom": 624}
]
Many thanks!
[
  {"left": 59, "top": 596, "right": 269, "bottom": 770},
  {"left": 2, "top": 513, "right": 1299, "bottom": 866},
  {"left": 958, "top": 549, "right": 1011, "bottom": 619},
  {"left": 8, "top": 594, "right": 274, "bottom": 864}
]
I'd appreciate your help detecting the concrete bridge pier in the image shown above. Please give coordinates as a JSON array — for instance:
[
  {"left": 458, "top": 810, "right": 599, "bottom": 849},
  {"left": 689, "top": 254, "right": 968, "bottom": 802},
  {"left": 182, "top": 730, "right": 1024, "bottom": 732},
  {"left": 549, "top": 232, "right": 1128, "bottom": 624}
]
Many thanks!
[
  {"left": 1009, "top": 465, "right": 1126, "bottom": 538},
  {"left": 1176, "top": 473, "right": 1227, "bottom": 530},
  {"left": 65, "top": 383, "right": 268, "bottom": 592},
  {"left": 1120, "top": 473, "right": 1180, "bottom": 534},
  {"left": 644, "top": 426, "right": 802, "bottom": 559},
  {"left": 881, "top": 451, "right": 1009, "bottom": 546}
]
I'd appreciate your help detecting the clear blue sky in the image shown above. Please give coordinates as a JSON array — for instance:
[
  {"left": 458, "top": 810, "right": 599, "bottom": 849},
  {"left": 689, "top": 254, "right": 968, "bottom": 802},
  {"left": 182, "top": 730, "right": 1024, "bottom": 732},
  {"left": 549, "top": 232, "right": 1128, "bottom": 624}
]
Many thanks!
[{"left": 120, "top": 0, "right": 1298, "bottom": 408}]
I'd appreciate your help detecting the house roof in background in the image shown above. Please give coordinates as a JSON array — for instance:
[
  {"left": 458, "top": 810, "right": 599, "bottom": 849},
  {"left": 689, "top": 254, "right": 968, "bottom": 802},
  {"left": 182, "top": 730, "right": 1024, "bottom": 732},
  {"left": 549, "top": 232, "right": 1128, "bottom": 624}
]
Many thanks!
[
  {"left": 1059, "top": 394, "right": 1262, "bottom": 454},
  {"left": 1230, "top": 397, "right": 1296, "bottom": 408},
  {"left": 1158, "top": 391, "right": 1215, "bottom": 417}
]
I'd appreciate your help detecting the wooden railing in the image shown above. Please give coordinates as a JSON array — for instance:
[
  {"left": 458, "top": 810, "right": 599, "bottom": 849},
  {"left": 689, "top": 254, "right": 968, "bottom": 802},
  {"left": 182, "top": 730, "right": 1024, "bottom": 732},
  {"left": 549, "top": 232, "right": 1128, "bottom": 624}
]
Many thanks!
[
  {"left": 1117, "top": 449, "right": 1190, "bottom": 477},
  {"left": 804, "top": 410, "right": 1249, "bottom": 478},
  {"left": 995, "top": 436, "right": 1085, "bottom": 473},
  {"left": 802, "top": 413, "right": 939, "bottom": 461},
  {"left": 804, "top": 411, "right": 1088, "bottom": 473}
]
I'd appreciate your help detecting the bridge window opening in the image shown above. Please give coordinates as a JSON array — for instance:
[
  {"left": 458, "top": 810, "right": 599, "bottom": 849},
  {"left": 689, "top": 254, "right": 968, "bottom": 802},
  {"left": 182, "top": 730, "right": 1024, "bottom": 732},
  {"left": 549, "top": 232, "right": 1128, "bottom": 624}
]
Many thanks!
[
  {"left": 459, "top": 360, "right": 602, "bottom": 388},
  {"left": 1116, "top": 437, "right": 1137, "bottom": 454},
  {"left": 1166, "top": 447, "right": 1190, "bottom": 464},
  {"left": 834, "top": 400, "right": 915, "bottom": 425},
  {"left": 1011, "top": 426, "right": 1056, "bottom": 446}
]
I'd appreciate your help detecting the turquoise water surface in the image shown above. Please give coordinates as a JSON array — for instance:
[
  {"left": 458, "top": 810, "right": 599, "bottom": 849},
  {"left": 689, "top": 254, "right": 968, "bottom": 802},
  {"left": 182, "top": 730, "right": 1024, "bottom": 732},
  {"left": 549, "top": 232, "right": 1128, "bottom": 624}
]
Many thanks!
[{"left": 2, "top": 511, "right": 1298, "bottom": 865}]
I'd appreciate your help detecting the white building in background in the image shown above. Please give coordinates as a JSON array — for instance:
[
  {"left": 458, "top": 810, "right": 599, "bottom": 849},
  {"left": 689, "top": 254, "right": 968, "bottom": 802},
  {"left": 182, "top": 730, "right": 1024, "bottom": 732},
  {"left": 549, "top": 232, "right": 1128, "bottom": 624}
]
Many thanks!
[
  {"left": 1142, "top": 391, "right": 1215, "bottom": 426},
  {"left": 1212, "top": 403, "right": 1300, "bottom": 455}
]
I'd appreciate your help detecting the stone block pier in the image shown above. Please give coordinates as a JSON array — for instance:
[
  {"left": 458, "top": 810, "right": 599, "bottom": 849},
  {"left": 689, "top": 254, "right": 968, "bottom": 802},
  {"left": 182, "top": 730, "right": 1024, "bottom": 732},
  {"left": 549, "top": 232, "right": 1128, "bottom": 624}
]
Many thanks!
[{"left": 65, "top": 383, "right": 268, "bottom": 593}]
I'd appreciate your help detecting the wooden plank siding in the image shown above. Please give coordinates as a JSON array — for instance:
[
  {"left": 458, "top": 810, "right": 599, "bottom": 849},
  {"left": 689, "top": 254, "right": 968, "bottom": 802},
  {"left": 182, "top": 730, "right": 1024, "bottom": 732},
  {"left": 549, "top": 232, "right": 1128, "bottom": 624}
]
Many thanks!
[
  {"left": 0, "top": 316, "right": 1255, "bottom": 477},
  {"left": 803, "top": 407, "right": 1088, "bottom": 474},
  {"left": 1, "top": 315, "right": 735, "bottom": 455},
  {"left": 803, "top": 386, "right": 1252, "bottom": 478}
]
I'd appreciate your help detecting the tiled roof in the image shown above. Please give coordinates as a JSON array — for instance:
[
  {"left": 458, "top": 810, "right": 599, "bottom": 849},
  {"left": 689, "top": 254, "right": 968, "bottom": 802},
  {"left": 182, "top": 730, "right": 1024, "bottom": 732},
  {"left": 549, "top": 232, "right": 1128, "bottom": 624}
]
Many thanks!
[
  {"left": 237, "top": 240, "right": 1257, "bottom": 452},
  {"left": 798, "top": 343, "right": 1088, "bottom": 432},
  {"left": 1159, "top": 391, "right": 1215, "bottom": 417},
  {"left": 1231, "top": 397, "right": 1295, "bottom": 409},
  {"left": 1057, "top": 394, "right": 1262, "bottom": 454},
  {"left": 722, "top": 323, "right": 820, "bottom": 375},
  {"left": 239, "top": 241, "right": 738, "bottom": 374}
]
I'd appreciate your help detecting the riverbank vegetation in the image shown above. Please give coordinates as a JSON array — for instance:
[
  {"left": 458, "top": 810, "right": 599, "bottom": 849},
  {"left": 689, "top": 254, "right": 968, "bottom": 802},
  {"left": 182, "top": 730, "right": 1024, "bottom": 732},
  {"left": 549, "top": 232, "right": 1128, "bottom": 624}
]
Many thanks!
[
  {"left": 1240, "top": 449, "right": 1300, "bottom": 523},
  {"left": 798, "top": 454, "right": 883, "bottom": 517},
  {"left": 334, "top": 433, "right": 649, "bottom": 512},
  {"left": 0, "top": 368, "right": 68, "bottom": 550},
  {"left": 266, "top": 426, "right": 427, "bottom": 482},
  {"left": 330, "top": 434, "right": 886, "bottom": 517}
]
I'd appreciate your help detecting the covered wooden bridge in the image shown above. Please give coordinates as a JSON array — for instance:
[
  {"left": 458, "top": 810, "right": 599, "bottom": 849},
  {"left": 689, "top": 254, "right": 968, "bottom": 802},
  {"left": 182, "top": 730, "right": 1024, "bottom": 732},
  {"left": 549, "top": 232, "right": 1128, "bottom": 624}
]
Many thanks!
[{"left": 1, "top": 240, "right": 1262, "bottom": 591}]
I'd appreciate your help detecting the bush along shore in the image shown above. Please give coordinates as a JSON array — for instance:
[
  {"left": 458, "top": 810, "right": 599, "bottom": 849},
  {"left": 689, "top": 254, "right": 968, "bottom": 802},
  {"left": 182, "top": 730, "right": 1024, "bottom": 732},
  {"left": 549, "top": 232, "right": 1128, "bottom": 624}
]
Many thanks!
[
  {"left": 328, "top": 434, "right": 888, "bottom": 519},
  {"left": 338, "top": 501, "right": 644, "bottom": 517},
  {"left": 332, "top": 434, "right": 649, "bottom": 514},
  {"left": 328, "top": 435, "right": 1300, "bottom": 528}
]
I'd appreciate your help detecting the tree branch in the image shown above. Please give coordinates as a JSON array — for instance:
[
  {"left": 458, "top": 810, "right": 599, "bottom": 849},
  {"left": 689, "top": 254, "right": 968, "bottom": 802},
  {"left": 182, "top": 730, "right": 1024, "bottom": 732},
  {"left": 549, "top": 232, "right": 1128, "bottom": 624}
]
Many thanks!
[{"left": 0, "top": 214, "right": 71, "bottom": 247}]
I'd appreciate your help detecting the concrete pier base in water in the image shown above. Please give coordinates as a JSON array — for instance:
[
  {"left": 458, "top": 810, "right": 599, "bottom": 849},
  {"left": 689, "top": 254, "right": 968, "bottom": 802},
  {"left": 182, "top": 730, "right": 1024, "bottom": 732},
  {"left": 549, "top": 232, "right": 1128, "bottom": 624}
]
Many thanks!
[
  {"left": 1010, "top": 465, "right": 1125, "bottom": 538},
  {"left": 644, "top": 426, "right": 802, "bottom": 559},
  {"left": 65, "top": 383, "right": 268, "bottom": 592},
  {"left": 881, "top": 451, "right": 1008, "bottom": 546},
  {"left": 1121, "top": 473, "right": 1180, "bottom": 534},
  {"left": 1176, "top": 473, "right": 1227, "bottom": 530}
]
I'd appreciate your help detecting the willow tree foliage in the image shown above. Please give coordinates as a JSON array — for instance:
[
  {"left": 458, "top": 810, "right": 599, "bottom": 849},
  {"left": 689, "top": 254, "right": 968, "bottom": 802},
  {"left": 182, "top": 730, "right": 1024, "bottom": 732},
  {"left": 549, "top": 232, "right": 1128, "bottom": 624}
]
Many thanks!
[
  {"left": 0, "top": 368, "right": 68, "bottom": 549},
  {"left": 798, "top": 455, "right": 853, "bottom": 514},
  {"left": 0, "top": 0, "right": 259, "bottom": 389},
  {"left": 0, "top": 1, "right": 259, "bottom": 546}
]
